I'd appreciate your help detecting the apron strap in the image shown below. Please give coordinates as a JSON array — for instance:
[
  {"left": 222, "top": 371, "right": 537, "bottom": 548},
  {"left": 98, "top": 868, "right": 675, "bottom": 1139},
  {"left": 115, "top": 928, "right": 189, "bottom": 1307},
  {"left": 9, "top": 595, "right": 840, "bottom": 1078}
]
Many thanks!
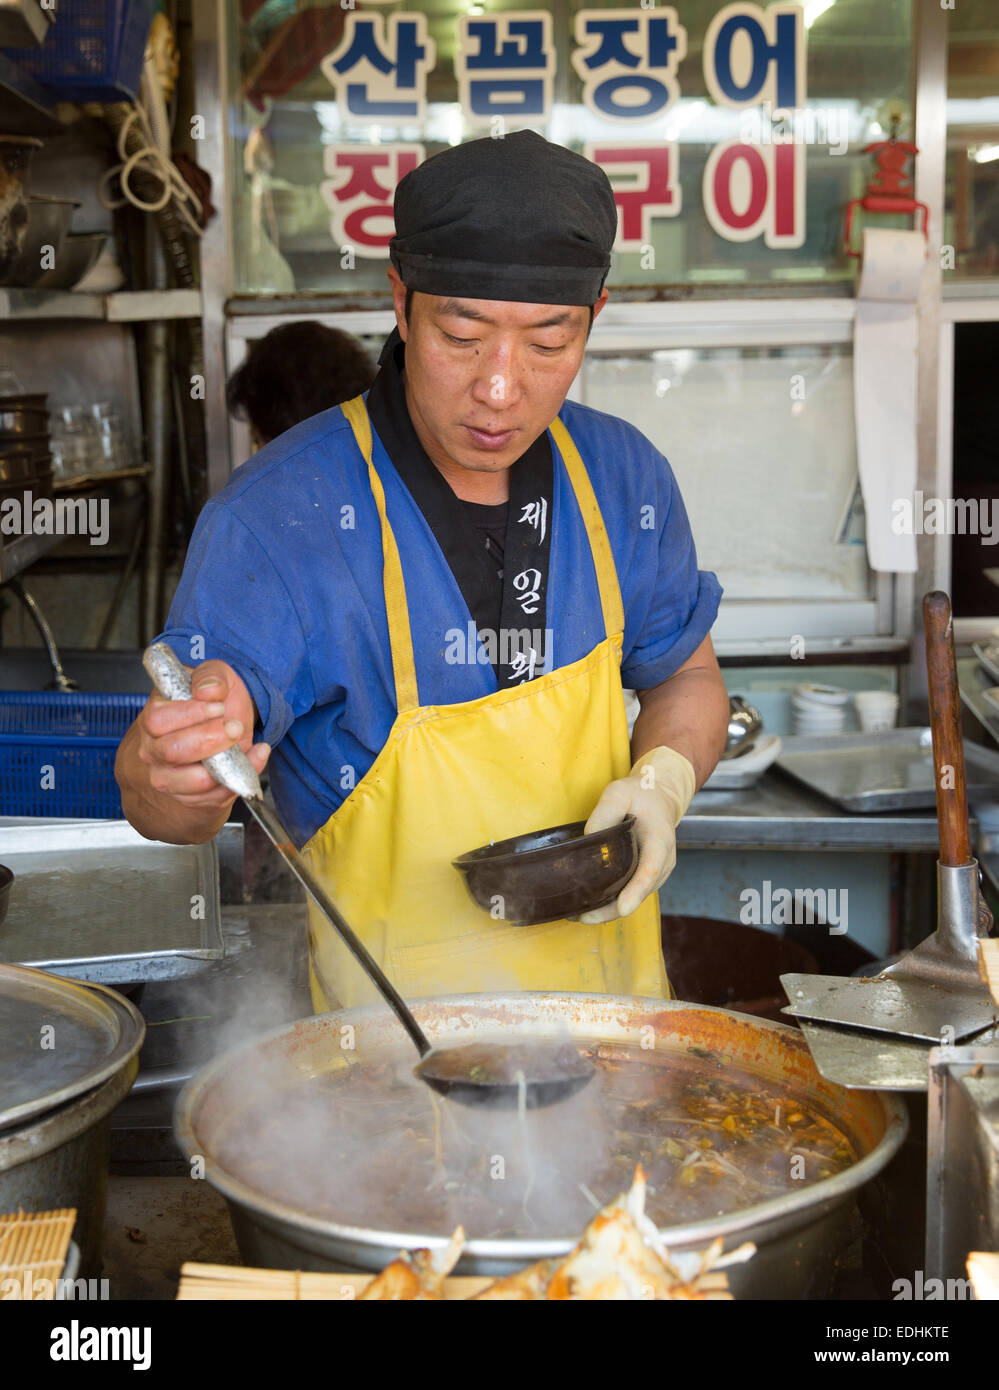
[
  {"left": 340, "top": 394, "right": 420, "bottom": 713},
  {"left": 548, "top": 416, "right": 625, "bottom": 640},
  {"left": 339, "top": 396, "right": 625, "bottom": 714}
]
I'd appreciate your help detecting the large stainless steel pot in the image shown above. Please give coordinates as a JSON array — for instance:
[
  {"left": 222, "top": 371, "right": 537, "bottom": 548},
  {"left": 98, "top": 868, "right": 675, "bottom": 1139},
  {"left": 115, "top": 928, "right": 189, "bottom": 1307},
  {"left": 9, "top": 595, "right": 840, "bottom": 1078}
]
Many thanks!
[
  {"left": 175, "top": 994, "right": 909, "bottom": 1299},
  {"left": 0, "top": 1061, "right": 138, "bottom": 1278},
  {"left": 0, "top": 967, "right": 145, "bottom": 1277}
]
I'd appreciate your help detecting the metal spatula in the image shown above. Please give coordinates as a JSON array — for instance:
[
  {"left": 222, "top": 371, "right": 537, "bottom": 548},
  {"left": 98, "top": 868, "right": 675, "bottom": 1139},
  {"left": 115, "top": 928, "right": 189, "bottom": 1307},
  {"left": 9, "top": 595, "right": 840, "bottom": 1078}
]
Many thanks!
[
  {"left": 142, "top": 643, "right": 594, "bottom": 1108},
  {"left": 780, "top": 593, "right": 997, "bottom": 1081}
]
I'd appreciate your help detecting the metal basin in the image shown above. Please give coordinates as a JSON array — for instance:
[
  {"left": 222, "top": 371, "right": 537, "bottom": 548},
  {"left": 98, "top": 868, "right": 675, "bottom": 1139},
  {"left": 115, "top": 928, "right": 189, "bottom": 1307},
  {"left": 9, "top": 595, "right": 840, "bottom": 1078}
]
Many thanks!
[
  {"left": 33, "top": 232, "right": 106, "bottom": 292},
  {"left": 0, "top": 136, "right": 42, "bottom": 282},
  {"left": 175, "top": 994, "right": 908, "bottom": 1298},
  {"left": 0, "top": 393, "right": 48, "bottom": 436},
  {"left": 5, "top": 195, "right": 78, "bottom": 288}
]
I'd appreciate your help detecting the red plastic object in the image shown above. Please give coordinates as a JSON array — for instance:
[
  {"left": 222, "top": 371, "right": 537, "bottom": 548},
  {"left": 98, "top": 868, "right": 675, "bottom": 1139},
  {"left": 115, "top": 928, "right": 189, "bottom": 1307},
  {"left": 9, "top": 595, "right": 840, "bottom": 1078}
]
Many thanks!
[
  {"left": 844, "top": 138, "right": 930, "bottom": 258},
  {"left": 242, "top": 6, "right": 347, "bottom": 110}
]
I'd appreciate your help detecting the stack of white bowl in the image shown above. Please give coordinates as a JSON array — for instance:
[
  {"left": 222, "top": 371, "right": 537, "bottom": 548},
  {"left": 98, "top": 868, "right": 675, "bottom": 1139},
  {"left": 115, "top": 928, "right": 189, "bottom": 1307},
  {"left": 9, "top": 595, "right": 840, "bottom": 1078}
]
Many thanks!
[
  {"left": 854, "top": 690, "right": 899, "bottom": 732},
  {"left": 791, "top": 683, "right": 850, "bottom": 736}
]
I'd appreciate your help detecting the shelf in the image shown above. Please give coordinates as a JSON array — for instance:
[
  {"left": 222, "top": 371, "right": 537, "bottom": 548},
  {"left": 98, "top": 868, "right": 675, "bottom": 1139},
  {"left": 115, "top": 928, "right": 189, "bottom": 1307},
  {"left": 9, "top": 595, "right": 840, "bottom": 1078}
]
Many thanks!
[
  {"left": 0, "top": 288, "right": 202, "bottom": 322},
  {"left": 1, "top": 473, "right": 146, "bottom": 577},
  {"left": 106, "top": 290, "right": 203, "bottom": 322},
  {"left": 0, "top": 288, "right": 104, "bottom": 320}
]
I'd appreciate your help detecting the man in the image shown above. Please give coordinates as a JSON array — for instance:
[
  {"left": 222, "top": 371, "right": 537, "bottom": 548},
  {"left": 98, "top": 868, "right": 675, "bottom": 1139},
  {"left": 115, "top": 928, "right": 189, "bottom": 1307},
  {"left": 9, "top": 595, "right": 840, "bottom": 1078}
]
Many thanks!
[{"left": 117, "top": 132, "right": 729, "bottom": 1010}]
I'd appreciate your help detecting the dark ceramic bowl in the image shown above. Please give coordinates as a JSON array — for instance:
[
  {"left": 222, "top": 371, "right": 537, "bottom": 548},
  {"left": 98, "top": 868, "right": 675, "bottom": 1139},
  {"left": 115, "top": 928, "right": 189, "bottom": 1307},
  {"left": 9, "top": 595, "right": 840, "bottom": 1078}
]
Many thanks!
[{"left": 452, "top": 814, "right": 638, "bottom": 926}]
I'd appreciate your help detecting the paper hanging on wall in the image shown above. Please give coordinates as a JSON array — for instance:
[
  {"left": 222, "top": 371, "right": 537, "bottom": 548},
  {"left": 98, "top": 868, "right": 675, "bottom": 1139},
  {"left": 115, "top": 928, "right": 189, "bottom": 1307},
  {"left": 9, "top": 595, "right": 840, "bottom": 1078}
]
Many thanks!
[{"left": 853, "top": 227, "right": 925, "bottom": 574}]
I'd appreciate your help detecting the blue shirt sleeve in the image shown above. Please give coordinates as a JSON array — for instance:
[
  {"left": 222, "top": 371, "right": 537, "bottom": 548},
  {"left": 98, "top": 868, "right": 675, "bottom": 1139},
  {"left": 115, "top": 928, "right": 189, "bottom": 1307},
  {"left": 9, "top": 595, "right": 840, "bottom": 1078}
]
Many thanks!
[
  {"left": 154, "top": 499, "right": 315, "bottom": 748},
  {"left": 618, "top": 444, "right": 723, "bottom": 692}
]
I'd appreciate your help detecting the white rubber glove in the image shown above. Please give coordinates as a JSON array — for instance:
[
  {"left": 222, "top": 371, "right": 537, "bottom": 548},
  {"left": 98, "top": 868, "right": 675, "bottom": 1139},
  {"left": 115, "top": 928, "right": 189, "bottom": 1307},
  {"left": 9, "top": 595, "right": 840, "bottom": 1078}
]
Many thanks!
[{"left": 579, "top": 746, "right": 697, "bottom": 924}]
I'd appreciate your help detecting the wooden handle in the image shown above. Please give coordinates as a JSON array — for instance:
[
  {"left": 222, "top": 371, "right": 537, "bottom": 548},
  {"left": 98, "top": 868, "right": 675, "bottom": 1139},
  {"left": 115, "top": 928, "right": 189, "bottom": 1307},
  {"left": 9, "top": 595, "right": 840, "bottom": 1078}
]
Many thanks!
[{"left": 923, "top": 591, "right": 973, "bottom": 866}]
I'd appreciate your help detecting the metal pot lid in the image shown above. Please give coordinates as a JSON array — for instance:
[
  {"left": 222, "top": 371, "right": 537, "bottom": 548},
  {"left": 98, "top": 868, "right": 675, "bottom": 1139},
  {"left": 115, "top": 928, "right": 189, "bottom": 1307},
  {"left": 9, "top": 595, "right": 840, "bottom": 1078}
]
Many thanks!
[{"left": 0, "top": 963, "right": 145, "bottom": 1131}]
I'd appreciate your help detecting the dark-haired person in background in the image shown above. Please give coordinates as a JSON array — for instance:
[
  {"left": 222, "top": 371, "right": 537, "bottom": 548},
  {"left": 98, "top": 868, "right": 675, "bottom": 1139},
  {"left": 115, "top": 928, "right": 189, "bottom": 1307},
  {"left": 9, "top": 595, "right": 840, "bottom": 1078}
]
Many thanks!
[{"left": 226, "top": 321, "right": 376, "bottom": 447}]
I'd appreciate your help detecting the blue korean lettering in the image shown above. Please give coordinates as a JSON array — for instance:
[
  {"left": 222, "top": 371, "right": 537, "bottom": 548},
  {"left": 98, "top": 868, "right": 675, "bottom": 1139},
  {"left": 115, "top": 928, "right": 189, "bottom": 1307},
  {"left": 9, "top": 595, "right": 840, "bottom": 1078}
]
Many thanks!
[
  {"left": 456, "top": 12, "right": 554, "bottom": 122},
  {"left": 577, "top": 15, "right": 681, "bottom": 71},
  {"left": 710, "top": 7, "right": 801, "bottom": 109},
  {"left": 463, "top": 17, "right": 548, "bottom": 69},
  {"left": 572, "top": 10, "right": 686, "bottom": 123},
  {"left": 323, "top": 15, "right": 434, "bottom": 120}
]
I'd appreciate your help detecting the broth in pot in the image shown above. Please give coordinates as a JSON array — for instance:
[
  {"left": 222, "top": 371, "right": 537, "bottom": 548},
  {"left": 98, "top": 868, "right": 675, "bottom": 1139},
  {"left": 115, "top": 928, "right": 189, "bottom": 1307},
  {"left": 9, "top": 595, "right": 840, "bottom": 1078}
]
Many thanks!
[{"left": 214, "top": 1039, "right": 856, "bottom": 1240}]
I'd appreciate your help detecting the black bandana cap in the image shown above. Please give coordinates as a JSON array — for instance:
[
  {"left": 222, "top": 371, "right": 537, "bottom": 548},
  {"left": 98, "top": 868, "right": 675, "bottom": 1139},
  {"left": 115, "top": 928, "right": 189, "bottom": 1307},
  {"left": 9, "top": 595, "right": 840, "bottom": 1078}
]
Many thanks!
[{"left": 389, "top": 131, "right": 617, "bottom": 307}]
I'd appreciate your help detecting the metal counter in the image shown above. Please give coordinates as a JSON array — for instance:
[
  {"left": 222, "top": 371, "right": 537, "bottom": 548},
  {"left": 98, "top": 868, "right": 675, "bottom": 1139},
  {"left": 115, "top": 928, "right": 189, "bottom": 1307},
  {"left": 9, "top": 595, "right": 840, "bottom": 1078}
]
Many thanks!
[{"left": 681, "top": 768, "right": 947, "bottom": 852}]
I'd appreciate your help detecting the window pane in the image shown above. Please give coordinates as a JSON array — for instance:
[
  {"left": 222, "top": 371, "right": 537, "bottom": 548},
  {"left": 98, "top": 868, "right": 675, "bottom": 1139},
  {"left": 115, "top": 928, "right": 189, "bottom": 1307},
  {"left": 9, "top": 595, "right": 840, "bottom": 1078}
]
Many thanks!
[
  {"left": 945, "top": 1, "right": 999, "bottom": 278},
  {"left": 225, "top": 0, "right": 912, "bottom": 296},
  {"left": 581, "top": 344, "right": 873, "bottom": 601}
]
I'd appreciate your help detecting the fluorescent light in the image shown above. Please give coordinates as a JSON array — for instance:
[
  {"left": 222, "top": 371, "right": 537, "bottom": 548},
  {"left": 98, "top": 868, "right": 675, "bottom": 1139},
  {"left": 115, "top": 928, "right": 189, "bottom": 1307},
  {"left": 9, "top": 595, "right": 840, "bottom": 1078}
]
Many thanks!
[
  {"left": 803, "top": 0, "right": 835, "bottom": 27},
  {"left": 973, "top": 143, "right": 999, "bottom": 163}
]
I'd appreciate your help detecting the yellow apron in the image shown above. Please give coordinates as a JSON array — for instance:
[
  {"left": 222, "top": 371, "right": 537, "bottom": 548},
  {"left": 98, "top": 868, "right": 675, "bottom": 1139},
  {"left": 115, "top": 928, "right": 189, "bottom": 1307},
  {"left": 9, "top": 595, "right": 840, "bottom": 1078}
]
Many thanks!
[{"left": 302, "top": 394, "right": 670, "bottom": 1011}]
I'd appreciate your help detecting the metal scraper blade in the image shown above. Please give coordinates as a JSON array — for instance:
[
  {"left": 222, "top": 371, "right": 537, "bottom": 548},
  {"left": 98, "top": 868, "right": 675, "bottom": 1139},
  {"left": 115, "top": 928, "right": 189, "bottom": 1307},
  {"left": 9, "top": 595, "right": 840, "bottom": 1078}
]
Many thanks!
[
  {"left": 780, "top": 972, "right": 997, "bottom": 1043},
  {"left": 790, "top": 1016, "right": 999, "bottom": 1090},
  {"left": 792, "top": 1018, "right": 936, "bottom": 1090}
]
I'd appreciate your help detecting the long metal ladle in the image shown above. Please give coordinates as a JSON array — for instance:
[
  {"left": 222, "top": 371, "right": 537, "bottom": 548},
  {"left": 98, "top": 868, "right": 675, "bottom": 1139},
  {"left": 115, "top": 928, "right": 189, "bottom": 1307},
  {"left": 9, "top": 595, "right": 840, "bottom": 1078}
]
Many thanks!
[{"left": 143, "top": 644, "right": 594, "bottom": 1108}]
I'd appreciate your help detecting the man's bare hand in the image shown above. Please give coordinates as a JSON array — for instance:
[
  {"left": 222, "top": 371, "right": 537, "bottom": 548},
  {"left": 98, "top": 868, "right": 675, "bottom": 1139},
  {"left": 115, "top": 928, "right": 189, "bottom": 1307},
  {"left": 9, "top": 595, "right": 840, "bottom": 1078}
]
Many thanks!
[{"left": 117, "top": 658, "right": 270, "bottom": 842}]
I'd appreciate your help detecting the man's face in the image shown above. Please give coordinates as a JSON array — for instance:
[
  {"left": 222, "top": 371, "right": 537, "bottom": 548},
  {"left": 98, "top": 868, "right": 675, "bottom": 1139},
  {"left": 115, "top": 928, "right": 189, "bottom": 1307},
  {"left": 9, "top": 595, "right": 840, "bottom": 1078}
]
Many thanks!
[{"left": 389, "top": 270, "right": 607, "bottom": 479}]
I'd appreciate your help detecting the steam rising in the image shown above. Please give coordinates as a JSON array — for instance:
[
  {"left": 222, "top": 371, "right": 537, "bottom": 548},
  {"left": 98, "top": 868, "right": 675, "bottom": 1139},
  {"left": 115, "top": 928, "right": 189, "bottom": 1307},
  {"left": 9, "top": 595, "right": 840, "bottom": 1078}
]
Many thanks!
[
  {"left": 202, "top": 1025, "right": 635, "bottom": 1241},
  {"left": 187, "top": 1008, "right": 856, "bottom": 1247}
]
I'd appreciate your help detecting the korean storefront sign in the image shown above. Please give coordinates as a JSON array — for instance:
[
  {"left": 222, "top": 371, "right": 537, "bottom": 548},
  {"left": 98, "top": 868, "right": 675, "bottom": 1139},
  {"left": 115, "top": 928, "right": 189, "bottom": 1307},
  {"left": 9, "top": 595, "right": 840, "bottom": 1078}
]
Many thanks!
[{"left": 320, "top": 3, "right": 806, "bottom": 258}]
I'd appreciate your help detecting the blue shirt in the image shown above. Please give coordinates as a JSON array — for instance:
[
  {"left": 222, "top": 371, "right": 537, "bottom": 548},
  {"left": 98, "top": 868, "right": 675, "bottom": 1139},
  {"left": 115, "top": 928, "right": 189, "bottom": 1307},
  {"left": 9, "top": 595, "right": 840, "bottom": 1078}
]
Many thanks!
[{"left": 157, "top": 396, "right": 722, "bottom": 846}]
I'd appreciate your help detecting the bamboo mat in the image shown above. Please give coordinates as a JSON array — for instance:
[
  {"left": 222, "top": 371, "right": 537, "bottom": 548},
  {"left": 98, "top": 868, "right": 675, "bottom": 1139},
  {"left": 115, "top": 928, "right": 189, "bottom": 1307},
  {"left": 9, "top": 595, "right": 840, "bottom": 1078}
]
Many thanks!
[
  {"left": 177, "top": 1262, "right": 491, "bottom": 1300},
  {"left": 0, "top": 1209, "right": 76, "bottom": 1298}
]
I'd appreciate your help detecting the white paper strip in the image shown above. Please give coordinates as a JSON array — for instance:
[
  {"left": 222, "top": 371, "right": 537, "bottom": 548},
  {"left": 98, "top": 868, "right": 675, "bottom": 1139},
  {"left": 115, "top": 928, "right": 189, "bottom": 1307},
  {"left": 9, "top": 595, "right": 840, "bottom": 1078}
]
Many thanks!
[{"left": 853, "top": 227, "right": 925, "bottom": 573}]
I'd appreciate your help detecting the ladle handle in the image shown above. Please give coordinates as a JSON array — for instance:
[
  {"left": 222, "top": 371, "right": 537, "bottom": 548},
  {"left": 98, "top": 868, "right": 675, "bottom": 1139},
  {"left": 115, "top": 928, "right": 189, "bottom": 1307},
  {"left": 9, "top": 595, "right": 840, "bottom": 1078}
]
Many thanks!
[
  {"left": 923, "top": 592, "right": 973, "bottom": 867},
  {"left": 141, "top": 643, "right": 434, "bottom": 1059},
  {"left": 142, "top": 643, "right": 264, "bottom": 802}
]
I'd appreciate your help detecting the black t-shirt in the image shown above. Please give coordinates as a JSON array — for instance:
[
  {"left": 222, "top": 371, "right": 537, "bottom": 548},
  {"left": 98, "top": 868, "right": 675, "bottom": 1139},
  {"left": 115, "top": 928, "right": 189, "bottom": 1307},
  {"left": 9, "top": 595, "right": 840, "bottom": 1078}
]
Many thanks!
[{"left": 460, "top": 498, "right": 508, "bottom": 578}]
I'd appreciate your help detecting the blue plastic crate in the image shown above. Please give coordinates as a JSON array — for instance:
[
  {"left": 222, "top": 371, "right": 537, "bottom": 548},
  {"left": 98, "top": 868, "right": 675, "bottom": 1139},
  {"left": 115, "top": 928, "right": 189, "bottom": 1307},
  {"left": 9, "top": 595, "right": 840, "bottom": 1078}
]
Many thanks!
[
  {"left": 2, "top": 0, "right": 158, "bottom": 104},
  {"left": 0, "top": 691, "right": 145, "bottom": 818}
]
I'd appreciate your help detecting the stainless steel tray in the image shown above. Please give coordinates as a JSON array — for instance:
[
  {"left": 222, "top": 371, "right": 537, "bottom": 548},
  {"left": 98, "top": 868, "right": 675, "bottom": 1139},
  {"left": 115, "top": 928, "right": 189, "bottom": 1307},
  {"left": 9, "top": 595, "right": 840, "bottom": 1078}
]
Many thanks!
[
  {"left": 959, "top": 656, "right": 999, "bottom": 750},
  {"left": 0, "top": 820, "right": 223, "bottom": 982},
  {"left": 972, "top": 641, "right": 999, "bottom": 687},
  {"left": 775, "top": 728, "right": 999, "bottom": 812}
]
